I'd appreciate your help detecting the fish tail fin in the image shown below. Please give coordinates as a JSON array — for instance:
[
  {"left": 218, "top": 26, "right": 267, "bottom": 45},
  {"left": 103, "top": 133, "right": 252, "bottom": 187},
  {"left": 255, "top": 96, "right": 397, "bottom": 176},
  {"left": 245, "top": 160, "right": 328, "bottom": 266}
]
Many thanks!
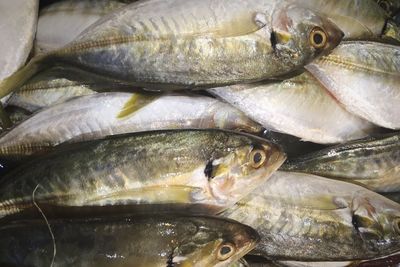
[{"left": 0, "top": 54, "right": 50, "bottom": 99}]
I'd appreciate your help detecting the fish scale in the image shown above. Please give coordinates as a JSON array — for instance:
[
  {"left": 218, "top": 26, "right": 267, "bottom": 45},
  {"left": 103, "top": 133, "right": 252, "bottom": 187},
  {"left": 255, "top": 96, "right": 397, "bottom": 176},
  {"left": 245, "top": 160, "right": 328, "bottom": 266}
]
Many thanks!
[
  {"left": 221, "top": 171, "right": 400, "bottom": 260},
  {"left": 0, "top": 129, "right": 285, "bottom": 219},
  {"left": 282, "top": 133, "right": 400, "bottom": 192},
  {"left": 0, "top": 0, "right": 344, "bottom": 100},
  {"left": 209, "top": 72, "right": 375, "bottom": 144},
  {"left": 306, "top": 41, "right": 400, "bottom": 129},
  {"left": 0, "top": 215, "right": 259, "bottom": 267},
  {"left": 0, "top": 93, "right": 264, "bottom": 160}
]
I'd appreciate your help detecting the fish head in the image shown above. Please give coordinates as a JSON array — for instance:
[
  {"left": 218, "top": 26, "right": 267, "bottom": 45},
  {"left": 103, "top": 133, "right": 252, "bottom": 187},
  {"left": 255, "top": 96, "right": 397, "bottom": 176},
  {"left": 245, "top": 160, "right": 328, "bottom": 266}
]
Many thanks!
[
  {"left": 204, "top": 134, "right": 286, "bottom": 207},
  {"left": 351, "top": 193, "right": 400, "bottom": 255},
  {"left": 173, "top": 216, "right": 259, "bottom": 267},
  {"left": 271, "top": 5, "right": 344, "bottom": 68}
]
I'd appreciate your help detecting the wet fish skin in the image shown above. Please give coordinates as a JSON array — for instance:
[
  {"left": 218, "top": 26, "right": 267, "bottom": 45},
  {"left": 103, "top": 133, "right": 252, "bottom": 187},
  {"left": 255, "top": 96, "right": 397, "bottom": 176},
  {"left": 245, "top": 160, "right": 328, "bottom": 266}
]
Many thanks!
[
  {"left": 6, "top": 66, "right": 134, "bottom": 112},
  {"left": 0, "top": 129, "right": 285, "bottom": 218},
  {"left": 35, "top": 0, "right": 129, "bottom": 54},
  {"left": 294, "top": 0, "right": 388, "bottom": 39},
  {"left": 0, "top": 0, "right": 343, "bottom": 98},
  {"left": 0, "top": 92, "right": 263, "bottom": 159},
  {"left": 276, "top": 251, "right": 400, "bottom": 267},
  {"left": 0, "top": 106, "right": 32, "bottom": 131},
  {"left": 210, "top": 72, "right": 375, "bottom": 144},
  {"left": 0, "top": 215, "right": 259, "bottom": 267},
  {"left": 306, "top": 41, "right": 400, "bottom": 129},
  {"left": 0, "top": 0, "right": 39, "bottom": 80},
  {"left": 282, "top": 132, "right": 400, "bottom": 193},
  {"left": 221, "top": 171, "right": 400, "bottom": 261}
]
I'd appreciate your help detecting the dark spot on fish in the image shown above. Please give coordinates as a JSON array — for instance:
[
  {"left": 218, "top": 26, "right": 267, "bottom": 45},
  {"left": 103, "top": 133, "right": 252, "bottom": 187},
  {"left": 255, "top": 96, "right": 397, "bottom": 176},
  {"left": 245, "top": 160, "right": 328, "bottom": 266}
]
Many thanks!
[
  {"left": 166, "top": 251, "right": 175, "bottom": 267},
  {"left": 352, "top": 214, "right": 361, "bottom": 232},
  {"left": 204, "top": 159, "right": 214, "bottom": 181},
  {"left": 270, "top": 31, "right": 277, "bottom": 51}
]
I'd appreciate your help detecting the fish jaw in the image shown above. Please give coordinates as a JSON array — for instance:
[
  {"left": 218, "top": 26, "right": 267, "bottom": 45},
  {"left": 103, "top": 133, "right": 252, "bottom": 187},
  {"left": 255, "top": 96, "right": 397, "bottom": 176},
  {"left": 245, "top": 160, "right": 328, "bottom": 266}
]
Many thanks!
[{"left": 210, "top": 150, "right": 286, "bottom": 206}]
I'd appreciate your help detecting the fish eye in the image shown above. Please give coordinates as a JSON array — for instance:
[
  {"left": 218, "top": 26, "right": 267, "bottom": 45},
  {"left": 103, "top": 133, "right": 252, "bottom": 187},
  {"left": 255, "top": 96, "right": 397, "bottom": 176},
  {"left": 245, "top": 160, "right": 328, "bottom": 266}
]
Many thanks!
[
  {"left": 310, "top": 27, "right": 327, "bottom": 49},
  {"left": 217, "top": 243, "right": 236, "bottom": 261},
  {"left": 378, "top": 0, "right": 390, "bottom": 12},
  {"left": 249, "top": 149, "right": 267, "bottom": 169}
]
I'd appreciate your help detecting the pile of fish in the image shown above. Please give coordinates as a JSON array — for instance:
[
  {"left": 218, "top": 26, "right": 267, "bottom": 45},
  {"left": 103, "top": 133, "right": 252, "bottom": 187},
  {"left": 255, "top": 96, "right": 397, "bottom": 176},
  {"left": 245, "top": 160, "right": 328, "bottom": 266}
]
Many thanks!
[{"left": 0, "top": 0, "right": 400, "bottom": 266}]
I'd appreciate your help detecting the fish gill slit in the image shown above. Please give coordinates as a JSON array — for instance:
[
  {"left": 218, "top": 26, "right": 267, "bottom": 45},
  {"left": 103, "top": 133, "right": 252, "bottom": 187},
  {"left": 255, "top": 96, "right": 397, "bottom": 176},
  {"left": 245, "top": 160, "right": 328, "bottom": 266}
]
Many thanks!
[
  {"left": 270, "top": 31, "right": 277, "bottom": 52},
  {"left": 204, "top": 159, "right": 214, "bottom": 181}
]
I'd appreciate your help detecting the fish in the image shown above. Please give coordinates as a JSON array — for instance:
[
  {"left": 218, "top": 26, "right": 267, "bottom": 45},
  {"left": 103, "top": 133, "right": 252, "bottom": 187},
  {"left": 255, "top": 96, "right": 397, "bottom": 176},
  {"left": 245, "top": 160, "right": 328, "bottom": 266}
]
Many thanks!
[
  {"left": 374, "top": 0, "right": 400, "bottom": 17},
  {"left": 305, "top": 41, "right": 400, "bottom": 129},
  {"left": 281, "top": 132, "right": 400, "bottom": 193},
  {"left": 35, "top": 0, "right": 129, "bottom": 54},
  {"left": 383, "top": 192, "right": 400, "bottom": 204},
  {"left": 382, "top": 20, "right": 400, "bottom": 43},
  {"left": 0, "top": 106, "right": 32, "bottom": 131},
  {"left": 396, "top": 10, "right": 400, "bottom": 24},
  {"left": 209, "top": 72, "right": 375, "bottom": 144},
  {"left": 294, "top": 0, "right": 388, "bottom": 39},
  {"left": 0, "top": 0, "right": 38, "bottom": 80},
  {"left": 221, "top": 171, "right": 400, "bottom": 261},
  {"left": 0, "top": 92, "right": 263, "bottom": 160},
  {"left": 260, "top": 130, "right": 327, "bottom": 159},
  {"left": 276, "top": 252, "right": 400, "bottom": 267},
  {"left": 0, "top": 129, "right": 285, "bottom": 219},
  {"left": 306, "top": 41, "right": 400, "bottom": 129},
  {"left": 0, "top": 0, "right": 344, "bottom": 99},
  {"left": 232, "top": 252, "right": 400, "bottom": 267},
  {"left": 6, "top": 66, "right": 134, "bottom": 112},
  {"left": 0, "top": 215, "right": 259, "bottom": 267}
]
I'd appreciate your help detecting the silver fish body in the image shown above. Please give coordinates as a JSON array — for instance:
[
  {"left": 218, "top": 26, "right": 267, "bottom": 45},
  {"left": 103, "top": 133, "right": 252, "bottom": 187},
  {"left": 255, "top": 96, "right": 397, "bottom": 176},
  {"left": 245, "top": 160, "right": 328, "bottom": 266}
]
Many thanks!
[
  {"left": 0, "top": 92, "right": 263, "bottom": 159},
  {"left": 0, "top": 129, "right": 285, "bottom": 218},
  {"left": 0, "top": 0, "right": 38, "bottom": 80},
  {"left": 0, "top": 0, "right": 344, "bottom": 98},
  {"left": 306, "top": 41, "right": 400, "bottom": 129},
  {"left": 210, "top": 72, "right": 375, "bottom": 144},
  {"left": 282, "top": 132, "right": 400, "bottom": 193},
  {"left": 35, "top": 0, "right": 129, "bottom": 54},
  {"left": 294, "top": 0, "right": 388, "bottom": 39},
  {"left": 222, "top": 171, "right": 400, "bottom": 261},
  {"left": 0, "top": 215, "right": 259, "bottom": 267},
  {"left": 277, "top": 252, "right": 400, "bottom": 267},
  {"left": 6, "top": 66, "right": 134, "bottom": 112}
]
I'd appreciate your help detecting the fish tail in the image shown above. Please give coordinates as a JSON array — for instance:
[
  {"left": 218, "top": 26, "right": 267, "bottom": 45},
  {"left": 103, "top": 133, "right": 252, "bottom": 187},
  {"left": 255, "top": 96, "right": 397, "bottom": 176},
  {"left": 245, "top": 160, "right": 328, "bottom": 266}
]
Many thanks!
[{"left": 0, "top": 54, "right": 50, "bottom": 99}]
